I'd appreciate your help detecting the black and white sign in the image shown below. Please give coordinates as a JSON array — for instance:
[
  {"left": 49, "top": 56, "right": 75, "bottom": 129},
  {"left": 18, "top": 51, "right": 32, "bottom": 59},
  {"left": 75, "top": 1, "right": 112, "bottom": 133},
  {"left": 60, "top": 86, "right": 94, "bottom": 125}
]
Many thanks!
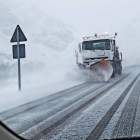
[{"left": 10, "top": 25, "right": 27, "bottom": 91}]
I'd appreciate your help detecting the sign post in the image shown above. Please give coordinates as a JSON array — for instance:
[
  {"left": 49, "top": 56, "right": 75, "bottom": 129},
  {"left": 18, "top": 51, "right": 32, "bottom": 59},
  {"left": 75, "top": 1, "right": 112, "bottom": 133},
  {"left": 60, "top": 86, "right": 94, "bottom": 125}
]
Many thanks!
[
  {"left": 17, "top": 26, "right": 21, "bottom": 91},
  {"left": 10, "top": 25, "right": 27, "bottom": 91}
]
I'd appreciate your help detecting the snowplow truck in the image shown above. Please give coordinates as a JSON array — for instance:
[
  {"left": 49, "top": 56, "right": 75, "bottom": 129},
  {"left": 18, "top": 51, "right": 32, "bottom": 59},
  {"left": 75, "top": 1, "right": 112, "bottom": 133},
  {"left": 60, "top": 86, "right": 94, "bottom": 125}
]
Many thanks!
[{"left": 76, "top": 32, "right": 122, "bottom": 82}]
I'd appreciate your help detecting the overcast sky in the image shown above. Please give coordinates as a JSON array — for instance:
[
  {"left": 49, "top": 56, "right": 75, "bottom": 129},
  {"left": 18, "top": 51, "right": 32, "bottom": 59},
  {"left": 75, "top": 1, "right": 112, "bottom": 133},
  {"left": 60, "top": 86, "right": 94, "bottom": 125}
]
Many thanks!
[{"left": 30, "top": 0, "right": 140, "bottom": 36}]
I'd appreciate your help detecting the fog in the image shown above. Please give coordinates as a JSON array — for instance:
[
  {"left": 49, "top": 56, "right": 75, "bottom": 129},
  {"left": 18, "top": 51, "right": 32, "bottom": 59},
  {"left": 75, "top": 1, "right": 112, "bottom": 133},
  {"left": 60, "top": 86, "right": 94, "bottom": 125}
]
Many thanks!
[
  {"left": 30, "top": 0, "right": 140, "bottom": 64},
  {"left": 30, "top": 0, "right": 140, "bottom": 34},
  {"left": 0, "top": 0, "right": 140, "bottom": 110}
]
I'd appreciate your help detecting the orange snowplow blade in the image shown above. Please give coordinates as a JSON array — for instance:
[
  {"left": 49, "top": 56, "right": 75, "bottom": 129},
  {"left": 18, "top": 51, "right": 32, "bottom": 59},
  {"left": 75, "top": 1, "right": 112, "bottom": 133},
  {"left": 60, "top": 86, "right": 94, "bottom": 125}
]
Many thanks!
[
  {"left": 80, "top": 59, "right": 113, "bottom": 82},
  {"left": 90, "top": 59, "right": 113, "bottom": 82}
]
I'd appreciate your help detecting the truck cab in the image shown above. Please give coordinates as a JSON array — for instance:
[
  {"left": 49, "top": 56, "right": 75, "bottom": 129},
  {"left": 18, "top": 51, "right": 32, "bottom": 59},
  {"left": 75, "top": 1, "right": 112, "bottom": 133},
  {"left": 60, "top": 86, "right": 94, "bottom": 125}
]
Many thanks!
[{"left": 78, "top": 33, "right": 122, "bottom": 76}]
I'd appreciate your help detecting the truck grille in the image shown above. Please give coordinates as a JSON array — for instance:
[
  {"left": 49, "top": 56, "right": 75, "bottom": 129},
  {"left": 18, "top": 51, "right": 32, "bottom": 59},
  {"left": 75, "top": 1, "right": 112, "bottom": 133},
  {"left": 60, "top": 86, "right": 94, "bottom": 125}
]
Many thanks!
[{"left": 85, "top": 57, "right": 108, "bottom": 60}]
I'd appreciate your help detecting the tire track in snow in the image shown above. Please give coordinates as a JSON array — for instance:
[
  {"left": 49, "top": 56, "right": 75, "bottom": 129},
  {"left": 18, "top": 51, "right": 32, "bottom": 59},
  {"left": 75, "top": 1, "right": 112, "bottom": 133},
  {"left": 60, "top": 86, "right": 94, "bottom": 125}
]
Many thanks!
[
  {"left": 86, "top": 73, "right": 140, "bottom": 140},
  {"left": 26, "top": 75, "right": 128, "bottom": 140},
  {"left": 4, "top": 83, "right": 105, "bottom": 134},
  {"left": 0, "top": 82, "right": 91, "bottom": 121},
  {"left": 111, "top": 78, "right": 140, "bottom": 138},
  {"left": 132, "top": 82, "right": 140, "bottom": 137}
]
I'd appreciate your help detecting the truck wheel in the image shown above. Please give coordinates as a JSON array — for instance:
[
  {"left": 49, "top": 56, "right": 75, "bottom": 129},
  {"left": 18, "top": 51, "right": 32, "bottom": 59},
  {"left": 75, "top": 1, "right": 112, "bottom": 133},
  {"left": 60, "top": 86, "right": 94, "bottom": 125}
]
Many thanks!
[
  {"left": 118, "top": 63, "right": 122, "bottom": 75},
  {"left": 112, "top": 58, "right": 116, "bottom": 78},
  {"left": 118, "top": 67, "right": 122, "bottom": 75},
  {"left": 112, "top": 67, "right": 116, "bottom": 77},
  {"left": 112, "top": 71, "right": 115, "bottom": 77},
  {"left": 118, "top": 71, "right": 121, "bottom": 75}
]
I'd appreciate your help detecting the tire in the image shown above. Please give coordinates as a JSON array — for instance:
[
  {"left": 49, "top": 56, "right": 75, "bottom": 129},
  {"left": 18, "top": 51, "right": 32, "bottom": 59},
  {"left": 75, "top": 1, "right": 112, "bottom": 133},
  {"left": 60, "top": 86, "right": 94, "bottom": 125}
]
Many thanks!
[
  {"left": 112, "top": 59, "right": 116, "bottom": 78},
  {"left": 112, "top": 67, "right": 116, "bottom": 77},
  {"left": 117, "top": 62, "right": 122, "bottom": 75},
  {"left": 112, "top": 71, "right": 115, "bottom": 77},
  {"left": 118, "top": 69, "right": 122, "bottom": 75}
]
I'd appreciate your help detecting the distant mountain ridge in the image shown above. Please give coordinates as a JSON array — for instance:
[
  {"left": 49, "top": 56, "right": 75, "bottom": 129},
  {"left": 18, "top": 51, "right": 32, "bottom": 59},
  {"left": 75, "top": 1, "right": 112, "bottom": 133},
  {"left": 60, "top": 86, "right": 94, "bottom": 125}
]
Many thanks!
[{"left": 0, "top": 0, "right": 80, "bottom": 64}]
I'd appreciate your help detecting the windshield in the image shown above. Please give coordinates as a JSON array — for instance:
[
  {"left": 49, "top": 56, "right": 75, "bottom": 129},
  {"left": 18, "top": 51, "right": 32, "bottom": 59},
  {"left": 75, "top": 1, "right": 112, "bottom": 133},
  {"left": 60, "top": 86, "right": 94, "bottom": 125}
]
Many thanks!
[
  {"left": 82, "top": 39, "right": 110, "bottom": 51},
  {"left": 1, "top": 1, "right": 140, "bottom": 140}
]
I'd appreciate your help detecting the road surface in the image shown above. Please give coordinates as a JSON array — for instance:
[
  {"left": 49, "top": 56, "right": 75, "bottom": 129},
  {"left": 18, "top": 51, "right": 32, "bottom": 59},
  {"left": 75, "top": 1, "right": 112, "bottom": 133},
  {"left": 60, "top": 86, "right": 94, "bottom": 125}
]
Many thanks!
[{"left": 0, "top": 66, "right": 140, "bottom": 140}]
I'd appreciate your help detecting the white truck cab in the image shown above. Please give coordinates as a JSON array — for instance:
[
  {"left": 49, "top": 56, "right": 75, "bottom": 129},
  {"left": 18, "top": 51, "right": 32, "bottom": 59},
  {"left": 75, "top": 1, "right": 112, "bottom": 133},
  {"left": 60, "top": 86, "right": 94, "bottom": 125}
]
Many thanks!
[{"left": 78, "top": 33, "right": 122, "bottom": 76}]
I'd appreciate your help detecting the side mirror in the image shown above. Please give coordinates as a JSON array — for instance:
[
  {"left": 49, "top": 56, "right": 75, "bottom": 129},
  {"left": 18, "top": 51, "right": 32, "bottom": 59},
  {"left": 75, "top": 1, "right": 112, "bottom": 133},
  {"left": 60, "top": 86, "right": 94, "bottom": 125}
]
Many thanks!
[
  {"left": 78, "top": 43, "right": 81, "bottom": 53},
  {"left": 112, "top": 41, "right": 116, "bottom": 51}
]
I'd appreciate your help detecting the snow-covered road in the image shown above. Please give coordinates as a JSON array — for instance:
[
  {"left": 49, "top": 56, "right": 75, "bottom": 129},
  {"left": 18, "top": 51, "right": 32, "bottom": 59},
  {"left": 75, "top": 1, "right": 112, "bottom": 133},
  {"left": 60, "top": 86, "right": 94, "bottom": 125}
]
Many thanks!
[{"left": 0, "top": 66, "right": 140, "bottom": 140}]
